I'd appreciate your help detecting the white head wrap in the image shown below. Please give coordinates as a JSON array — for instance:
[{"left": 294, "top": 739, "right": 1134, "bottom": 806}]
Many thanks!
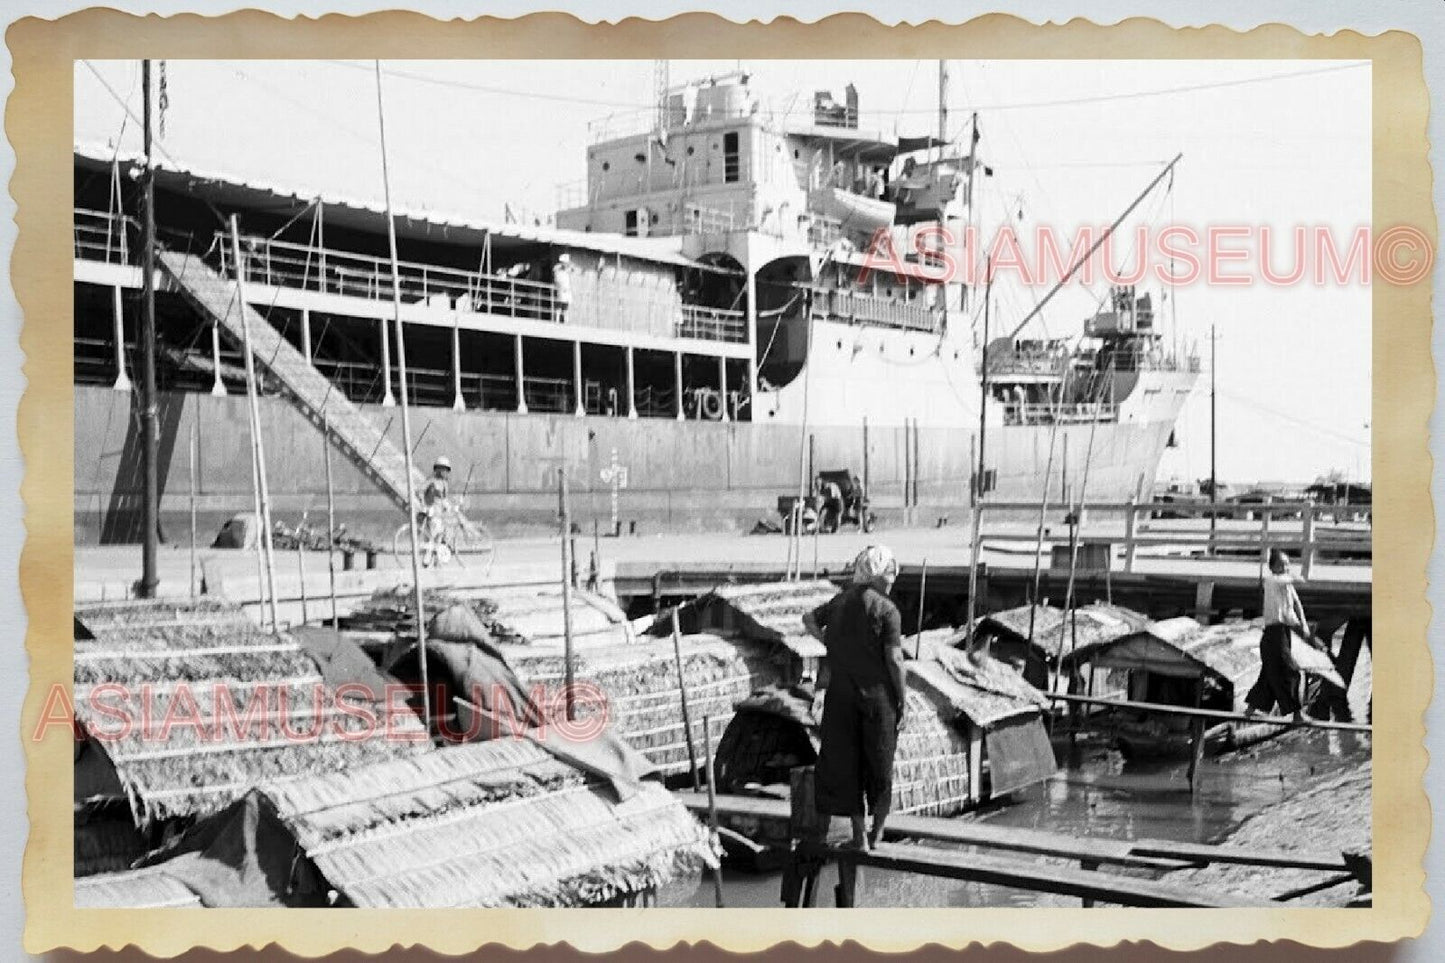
[{"left": 851, "top": 545, "right": 898, "bottom": 585}]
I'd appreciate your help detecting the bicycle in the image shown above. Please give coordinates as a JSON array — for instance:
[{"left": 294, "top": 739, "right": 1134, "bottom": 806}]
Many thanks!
[{"left": 393, "top": 501, "right": 496, "bottom": 573}]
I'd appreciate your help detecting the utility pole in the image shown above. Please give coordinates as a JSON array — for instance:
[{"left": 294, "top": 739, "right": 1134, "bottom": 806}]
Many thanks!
[
  {"left": 138, "top": 59, "right": 159, "bottom": 598},
  {"left": 974, "top": 254, "right": 992, "bottom": 505},
  {"left": 1209, "top": 320, "right": 1218, "bottom": 550},
  {"left": 375, "top": 62, "right": 431, "bottom": 727}
]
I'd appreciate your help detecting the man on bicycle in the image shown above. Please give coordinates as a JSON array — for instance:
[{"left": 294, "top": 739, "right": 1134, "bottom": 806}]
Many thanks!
[{"left": 420, "top": 455, "right": 456, "bottom": 541}]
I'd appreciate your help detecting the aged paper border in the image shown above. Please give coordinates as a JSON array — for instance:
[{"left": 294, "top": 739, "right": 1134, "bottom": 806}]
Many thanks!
[{"left": 14, "top": 9, "right": 1432, "bottom": 955}]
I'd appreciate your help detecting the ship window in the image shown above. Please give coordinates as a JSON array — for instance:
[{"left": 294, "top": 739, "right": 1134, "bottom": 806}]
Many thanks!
[
  {"left": 794, "top": 149, "right": 800, "bottom": 159},
  {"left": 723, "top": 131, "right": 740, "bottom": 183},
  {"left": 624, "top": 210, "right": 639, "bottom": 237},
  {"left": 687, "top": 146, "right": 695, "bottom": 156},
  {"left": 602, "top": 161, "right": 610, "bottom": 171}
]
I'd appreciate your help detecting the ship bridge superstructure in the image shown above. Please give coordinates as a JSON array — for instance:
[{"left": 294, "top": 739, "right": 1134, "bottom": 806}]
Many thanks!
[
  {"left": 74, "top": 146, "right": 758, "bottom": 423},
  {"left": 556, "top": 72, "right": 983, "bottom": 430}
]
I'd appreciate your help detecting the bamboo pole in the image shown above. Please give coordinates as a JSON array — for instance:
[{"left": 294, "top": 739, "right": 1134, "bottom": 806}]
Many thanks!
[
  {"left": 296, "top": 513, "right": 310, "bottom": 625},
  {"left": 323, "top": 411, "right": 339, "bottom": 631},
  {"left": 374, "top": 62, "right": 431, "bottom": 728},
  {"left": 1054, "top": 364, "right": 1107, "bottom": 697},
  {"left": 188, "top": 415, "right": 198, "bottom": 599},
  {"left": 559, "top": 467, "right": 576, "bottom": 721},
  {"left": 1024, "top": 329, "right": 1079, "bottom": 654},
  {"left": 791, "top": 306, "right": 816, "bottom": 580},
  {"left": 1046, "top": 693, "right": 1372, "bottom": 733},
  {"left": 914, "top": 558, "right": 929, "bottom": 659},
  {"left": 230, "top": 217, "right": 280, "bottom": 632},
  {"left": 138, "top": 60, "right": 159, "bottom": 599},
  {"left": 702, "top": 713, "right": 726, "bottom": 908},
  {"left": 965, "top": 503, "right": 984, "bottom": 650},
  {"left": 670, "top": 608, "right": 700, "bottom": 789},
  {"left": 811, "top": 501, "right": 821, "bottom": 579},
  {"left": 247, "top": 437, "right": 267, "bottom": 620}
]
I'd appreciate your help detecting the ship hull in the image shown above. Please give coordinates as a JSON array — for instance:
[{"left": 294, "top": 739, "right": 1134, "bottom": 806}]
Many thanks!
[{"left": 75, "top": 378, "right": 1193, "bottom": 544}]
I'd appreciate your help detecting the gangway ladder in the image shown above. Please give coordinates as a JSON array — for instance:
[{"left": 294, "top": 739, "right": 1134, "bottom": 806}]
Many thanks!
[{"left": 156, "top": 250, "right": 427, "bottom": 513}]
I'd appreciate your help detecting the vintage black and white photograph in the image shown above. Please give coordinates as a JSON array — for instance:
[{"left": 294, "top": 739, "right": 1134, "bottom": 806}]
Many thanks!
[{"left": 67, "top": 55, "right": 1375, "bottom": 913}]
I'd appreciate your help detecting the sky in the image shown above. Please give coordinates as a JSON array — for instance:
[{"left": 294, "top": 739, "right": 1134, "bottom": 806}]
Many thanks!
[{"left": 75, "top": 58, "right": 1372, "bottom": 485}]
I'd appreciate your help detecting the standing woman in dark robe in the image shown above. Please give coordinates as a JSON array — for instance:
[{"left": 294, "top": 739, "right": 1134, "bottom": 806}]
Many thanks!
[
  {"left": 1245, "top": 548, "right": 1311, "bottom": 723},
  {"left": 803, "top": 545, "right": 907, "bottom": 849}
]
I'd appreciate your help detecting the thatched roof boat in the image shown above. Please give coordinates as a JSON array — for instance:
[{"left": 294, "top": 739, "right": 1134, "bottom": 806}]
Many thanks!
[
  {"left": 688, "top": 581, "right": 837, "bottom": 667},
  {"left": 974, "top": 603, "right": 1149, "bottom": 691},
  {"left": 500, "top": 632, "right": 786, "bottom": 779},
  {"left": 379, "top": 599, "right": 787, "bottom": 781},
  {"left": 342, "top": 583, "right": 631, "bottom": 646},
  {"left": 1059, "top": 617, "right": 1342, "bottom": 758},
  {"left": 73, "top": 598, "right": 430, "bottom": 876},
  {"left": 714, "top": 639, "right": 1057, "bottom": 824},
  {"left": 128, "top": 739, "right": 717, "bottom": 908}
]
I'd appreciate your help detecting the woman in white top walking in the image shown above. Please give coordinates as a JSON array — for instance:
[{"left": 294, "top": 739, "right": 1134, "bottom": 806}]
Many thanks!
[{"left": 1244, "top": 548, "right": 1311, "bottom": 722}]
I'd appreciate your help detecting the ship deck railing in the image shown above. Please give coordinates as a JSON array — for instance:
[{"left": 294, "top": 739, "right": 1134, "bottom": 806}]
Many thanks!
[
  {"left": 1003, "top": 402, "right": 1119, "bottom": 426},
  {"left": 74, "top": 208, "right": 198, "bottom": 266},
  {"left": 212, "top": 232, "right": 566, "bottom": 322},
  {"left": 809, "top": 286, "right": 939, "bottom": 333},
  {"left": 75, "top": 211, "right": 749, "bottom": 345},
  {"left": 677, "top": 304, "right": 747, "bottom": 343}
]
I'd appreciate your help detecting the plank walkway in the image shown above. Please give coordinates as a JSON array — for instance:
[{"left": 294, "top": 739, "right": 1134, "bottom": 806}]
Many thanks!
[
  {"left": 680, "top": 792, "right": 1353, "bottom": 874},
  {"left": 828, "top": 842, "right": 1277, "bottom": 908}
]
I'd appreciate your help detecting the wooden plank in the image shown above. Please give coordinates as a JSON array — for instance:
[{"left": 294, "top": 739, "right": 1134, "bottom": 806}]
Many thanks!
[
  {"left": 682, "top": 792, "right": 1354, "bottom": 873},
  {"left": 1047, "top": 693, "right": 1373, "bottom": 733},
  {"left": 833, "top": 842, "right": 1272, "bottom": 908},
  {"left": 1127, "top": 839, "right": 1350, "bottom": 872},
  {"left": 680, "top": 793, "right": 1188, "bottom": 870}
]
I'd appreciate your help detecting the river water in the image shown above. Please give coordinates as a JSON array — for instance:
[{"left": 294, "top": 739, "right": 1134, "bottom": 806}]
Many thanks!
[{"left": 668, "top": 646, "right": 1372, "bottom": 908}]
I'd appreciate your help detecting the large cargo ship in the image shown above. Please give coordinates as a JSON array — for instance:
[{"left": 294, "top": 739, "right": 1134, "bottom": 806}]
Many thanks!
[{"left": 72, "top": 69, "right": 1198, "bottom": 544}]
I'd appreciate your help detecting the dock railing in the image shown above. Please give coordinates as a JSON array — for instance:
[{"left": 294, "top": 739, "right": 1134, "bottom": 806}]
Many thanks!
[{"left": 977, "top": 498, "right": 1371, "bottom": 577}]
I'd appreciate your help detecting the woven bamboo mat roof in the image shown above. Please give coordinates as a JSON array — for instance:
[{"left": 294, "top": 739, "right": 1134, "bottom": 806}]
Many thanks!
[
  {"left": 73, "top": 598, "right": 430, "bottom": 827},
  {"left": 908, "top": 633, "right": 1051, "bottom": 729},
  {"left": 343, "top": 584, "right": 632, "bottom": 647},
  {"left": 260, "top": 738, "right": 718, "bottom": 907},
  {"left": 697, "top": 580, "right": 839, "bottom": 659},
  {"left": 74, "top": 865, "right": 203, "bottom": 909},
  {"left": 1067, "top": 617, "right": 1263, "bottom": 700}
]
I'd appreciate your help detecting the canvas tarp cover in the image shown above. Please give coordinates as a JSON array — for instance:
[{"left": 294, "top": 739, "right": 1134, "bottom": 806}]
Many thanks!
[
  {"left": 290, "top": 626, "right": 399, "bottom": 697},
  {"left": 135, "top": 791, "right": 331, "bottom": 907},
  {"left": 984, "top": 715, "right": 1057, "bottom": 797}
]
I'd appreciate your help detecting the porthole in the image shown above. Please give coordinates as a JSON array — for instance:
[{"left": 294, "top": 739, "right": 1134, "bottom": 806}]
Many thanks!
[
  {"left": 602, "top": 161, "right": 610, "bottom": 171},
  {"left": 687, "top": 146, "right": 695, "bottom": 156}
]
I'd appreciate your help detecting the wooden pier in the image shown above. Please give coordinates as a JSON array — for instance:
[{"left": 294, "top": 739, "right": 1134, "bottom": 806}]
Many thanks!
[{"left": 679, "top": 792, "right": 1366, "bottom": 908}]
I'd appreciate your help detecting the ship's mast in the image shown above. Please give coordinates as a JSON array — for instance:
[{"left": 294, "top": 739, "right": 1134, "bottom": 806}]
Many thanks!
[
  {"left": 138, "top": 60, "right": 159, "bottom": 598},
  {"left": 936, "top": 60, "right": 948, "bottom": 168},
  {"left": 653, "top": 60, "right": 670, "bottom": 138}
]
